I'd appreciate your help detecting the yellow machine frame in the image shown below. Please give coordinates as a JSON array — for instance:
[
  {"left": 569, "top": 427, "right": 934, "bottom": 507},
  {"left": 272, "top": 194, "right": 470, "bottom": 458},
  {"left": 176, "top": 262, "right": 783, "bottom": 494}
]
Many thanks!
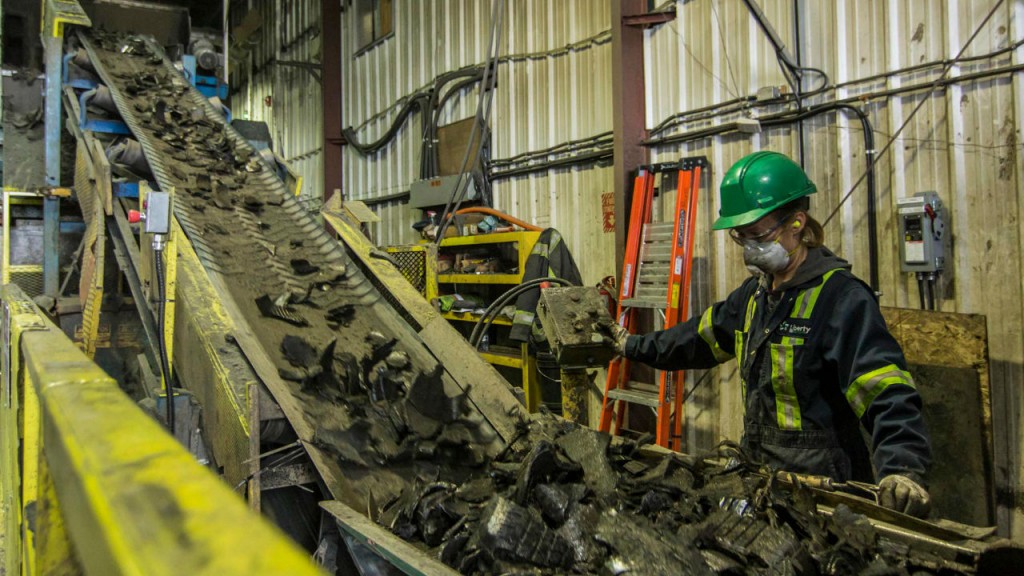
[{"left": 0, "top": 284, "right": 324, "bottom": 575}]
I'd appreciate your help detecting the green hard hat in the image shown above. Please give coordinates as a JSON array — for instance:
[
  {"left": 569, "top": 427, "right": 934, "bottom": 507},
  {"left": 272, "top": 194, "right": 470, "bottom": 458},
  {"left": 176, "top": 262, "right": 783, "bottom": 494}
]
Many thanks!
[{"left": 712, "top": 151, "right": 817, "bottom": 230}]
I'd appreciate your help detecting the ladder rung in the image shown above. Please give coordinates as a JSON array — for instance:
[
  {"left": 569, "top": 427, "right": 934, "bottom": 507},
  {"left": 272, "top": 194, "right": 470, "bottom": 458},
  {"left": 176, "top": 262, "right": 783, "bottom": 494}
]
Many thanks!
[
  {"left": 644, "top": 230, "right": 674, "bottom": 243},
  {"left": 638, "top": 266, "right": 671, "bottom": 278},
  {"left": 621, "top": 297, "right": 668, "bottom": 310},
  {"left": 641, "top": 245, "right": 672, "bottom": 259},
  {"left": 636, "top": 286, "right": 669, "bottom": 299},
  {"left": 646, "top": 222, "right": 675, "bottom": 234},
  {"left": 607, "top": 388, "right": 662, "bottom": 407}
]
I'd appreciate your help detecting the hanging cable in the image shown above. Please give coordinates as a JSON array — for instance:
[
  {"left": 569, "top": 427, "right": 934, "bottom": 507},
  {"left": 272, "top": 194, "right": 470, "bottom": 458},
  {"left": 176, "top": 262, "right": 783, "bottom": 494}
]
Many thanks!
[
  {"left": 468, "top": 277, "right": 574, "bottom": 349},
  {"left": 740, "top": 0, "right": 831, "bottom": 99},
  {"left": 435, "top": 0, "right": 507, "bottom": 242},
  {"left": 823, "top": 0, "right": 1007, "bottom": 229},
  {"left": 153, "top": 239, "right": 175, "bottom": 436},
  {"left": 921, "top": 272, "right": 929, "bottom": 309},
  {"left": 342, "top": 92, "right": 431, "bottom": 154}
]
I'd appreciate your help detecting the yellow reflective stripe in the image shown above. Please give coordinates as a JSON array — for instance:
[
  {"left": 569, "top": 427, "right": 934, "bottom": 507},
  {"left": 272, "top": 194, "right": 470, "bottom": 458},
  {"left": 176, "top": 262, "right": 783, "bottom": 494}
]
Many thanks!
[
  {"left": 737, "top": 293, "right": 757, "bottom": 404},
  {"left": 512, "top": 310, "right": 535, "bottom": 326},
  {"left": 846, "top": 363, "right": 915, "bottom": 418},
  {"left": 698, "top": 307, "right": 734, "bottom": 362},
  {"left": 550, "top": 232, "right": 563, "bottom": 252},
  {"left": 792, "top": 268, "right": 843, "bottom": 319},
  {"left": 532, "top": 231, "right": 563, "bottom": 259},
  {"left": 735, "top": 330, "right": 746, "bottom": 399},
  {"left": 743, "top": 295, "right": 756, "bottom": 331},
  {"left": 770, "top": 343, "right": 801, "bottom": 430},
  {"left": 792, "top": 290, "right": 808, "bottom": 318}
]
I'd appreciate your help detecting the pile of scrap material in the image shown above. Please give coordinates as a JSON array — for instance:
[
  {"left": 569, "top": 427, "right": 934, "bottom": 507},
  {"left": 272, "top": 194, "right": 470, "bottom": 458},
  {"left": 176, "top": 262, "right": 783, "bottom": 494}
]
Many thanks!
[{"left": 378, "top": 414, "right": 972, "bottom": 575}]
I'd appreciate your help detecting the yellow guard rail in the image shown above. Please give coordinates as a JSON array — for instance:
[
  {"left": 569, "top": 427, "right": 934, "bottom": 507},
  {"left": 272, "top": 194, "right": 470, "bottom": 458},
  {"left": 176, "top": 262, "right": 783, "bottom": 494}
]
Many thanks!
[{"left": 0, "top": 284, "right": 324, "bottom": 575}]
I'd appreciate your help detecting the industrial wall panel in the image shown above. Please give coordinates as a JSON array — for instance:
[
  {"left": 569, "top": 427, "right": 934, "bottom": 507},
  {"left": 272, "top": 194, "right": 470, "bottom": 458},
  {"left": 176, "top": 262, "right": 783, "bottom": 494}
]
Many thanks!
[
  {"left": 647, "top": 0, "right": 1024, "bottom": 537},
  {"left": 340, "top": 0, "right": 615, "bottom": 282},
  {"left": 230, "top": 0, "right": 324, "bottom": 212}
]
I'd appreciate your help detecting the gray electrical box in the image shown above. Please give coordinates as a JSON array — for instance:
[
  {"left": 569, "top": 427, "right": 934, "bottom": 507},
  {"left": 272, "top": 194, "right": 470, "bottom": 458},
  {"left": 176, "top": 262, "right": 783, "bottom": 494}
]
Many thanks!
[
  {"left": 145, "top": 191, "right": 173, "bottom": 235},
  {"left": 408, "top": 174, "right": 479, "bottom": 209},
  {"left": 897, "top": 192, "right": 945, "bottom": 273}
]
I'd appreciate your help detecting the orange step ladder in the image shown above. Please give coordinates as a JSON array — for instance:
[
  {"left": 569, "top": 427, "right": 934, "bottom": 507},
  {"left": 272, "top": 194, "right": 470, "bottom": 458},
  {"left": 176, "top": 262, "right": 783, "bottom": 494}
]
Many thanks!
[{"left": 599, "top": 157, "right": 707, "bottom": 450}]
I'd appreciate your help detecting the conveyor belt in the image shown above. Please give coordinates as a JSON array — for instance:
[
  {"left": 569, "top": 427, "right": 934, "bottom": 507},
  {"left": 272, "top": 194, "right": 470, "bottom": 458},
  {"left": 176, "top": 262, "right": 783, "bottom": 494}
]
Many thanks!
[{"left": 77, "top": 31, "right": 514, "bottom": 516}]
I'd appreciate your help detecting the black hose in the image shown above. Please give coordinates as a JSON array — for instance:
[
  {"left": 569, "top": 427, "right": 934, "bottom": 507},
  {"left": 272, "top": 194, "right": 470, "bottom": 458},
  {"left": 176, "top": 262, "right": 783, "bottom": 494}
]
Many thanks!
[
  {"left": 921, "top": 272, "right": 929, "bottom": 309},
  {"left": 344, "top": 93, "right": 431, "bottom": 154},
  {"left": 154, "top": 246, "right": 175, "bottom": 436},
  {"left": 437, "top": 0, "right": 507, "bottom": 242},
  {"left": 428, "top": 72, "right": 486, "bottom": 177},
  {"left": 926, "top": 277, "right": 936, "bottom": 311},
  {"left": 833, "top": 105, "right": 879, "bottom": 293},
  {"left": 489, "top": 148, "right": 613, "bottom": 180},
  {"left": 490, "top": 131, "right": 613, "bottom": 167},
  {"left": 469, "top": 278, "right": 555, "bottom": 348},
  {"left": 468, "top": 277, "right": 574, "bottom": 349}
]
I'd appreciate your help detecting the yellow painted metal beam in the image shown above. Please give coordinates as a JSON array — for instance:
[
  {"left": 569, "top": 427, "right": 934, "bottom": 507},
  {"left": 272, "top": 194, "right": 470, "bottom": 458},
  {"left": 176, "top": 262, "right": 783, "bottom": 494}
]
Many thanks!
[
  {"left": 323, "top": 210, "right": 439, "bottom": 328},
  {"left": 42, "top": 0, "right": 91, "bottom": 37},
  {"left": 172, "top": 218, "right": 255, "bottom": 489},
  {"left": 2, "top": 285, "right": 324, "bottom": 575}
]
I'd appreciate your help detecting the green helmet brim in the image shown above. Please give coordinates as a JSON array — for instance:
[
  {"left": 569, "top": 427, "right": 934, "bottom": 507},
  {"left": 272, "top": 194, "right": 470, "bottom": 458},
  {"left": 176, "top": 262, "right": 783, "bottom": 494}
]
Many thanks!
[{"left": 711, "top": 206, "right": 778, "bottom": 230}]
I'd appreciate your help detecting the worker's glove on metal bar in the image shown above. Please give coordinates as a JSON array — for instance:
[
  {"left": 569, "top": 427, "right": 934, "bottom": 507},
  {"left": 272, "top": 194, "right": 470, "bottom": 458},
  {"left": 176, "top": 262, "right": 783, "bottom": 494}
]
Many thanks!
[
  {"left": 878, "top": 474, "right": 931, "bottom": 518},
  {"left": 601, "top": 323, "right": 630, "bottom": 356}
]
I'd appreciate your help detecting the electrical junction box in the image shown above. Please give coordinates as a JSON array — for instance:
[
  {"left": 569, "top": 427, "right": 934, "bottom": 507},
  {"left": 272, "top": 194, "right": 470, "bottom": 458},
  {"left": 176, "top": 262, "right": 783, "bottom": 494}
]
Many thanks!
[
  {"left": 409, "top": 174, "right": 479, "bottom": 209},
  {"left": 897, "top": 192, "right": 945, "bottom": 273},
  {"left": 144, "top": 191, "right": 173, "bottom": 235}
]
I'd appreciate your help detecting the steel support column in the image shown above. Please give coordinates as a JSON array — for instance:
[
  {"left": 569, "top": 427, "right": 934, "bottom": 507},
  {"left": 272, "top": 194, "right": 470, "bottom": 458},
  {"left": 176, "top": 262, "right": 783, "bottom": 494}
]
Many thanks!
[
  {"left": 322, "top": 0, "right": 344, "bottom": 205},
  {"left": 42, "top": 35, "right": 62, "bottom": 296},
  {"left": 611, "top": 0, "right": 650, "bottom": 277}
]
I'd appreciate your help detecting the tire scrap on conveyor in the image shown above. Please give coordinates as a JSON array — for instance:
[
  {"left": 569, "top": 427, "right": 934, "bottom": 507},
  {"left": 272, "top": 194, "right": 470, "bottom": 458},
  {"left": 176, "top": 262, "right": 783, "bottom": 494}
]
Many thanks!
[{"left": 77, "top": 30, "right": 993, "bottom": 576}]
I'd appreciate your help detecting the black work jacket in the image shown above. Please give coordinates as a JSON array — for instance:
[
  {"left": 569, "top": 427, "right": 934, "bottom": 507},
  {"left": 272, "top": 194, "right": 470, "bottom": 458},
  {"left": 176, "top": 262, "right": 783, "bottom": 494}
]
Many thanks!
[
  {"left": 625, "top": 248, "right": 931, "bottom": 484},
  {"left": 510, "top": 228, "right": 583, "bottom": 342}
]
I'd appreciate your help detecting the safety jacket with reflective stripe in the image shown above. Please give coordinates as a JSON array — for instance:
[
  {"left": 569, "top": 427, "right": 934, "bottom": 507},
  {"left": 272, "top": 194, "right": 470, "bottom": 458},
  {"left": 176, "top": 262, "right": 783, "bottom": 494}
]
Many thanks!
[{"left": 625, "top": 265, "right": 931, "bottom": 485}]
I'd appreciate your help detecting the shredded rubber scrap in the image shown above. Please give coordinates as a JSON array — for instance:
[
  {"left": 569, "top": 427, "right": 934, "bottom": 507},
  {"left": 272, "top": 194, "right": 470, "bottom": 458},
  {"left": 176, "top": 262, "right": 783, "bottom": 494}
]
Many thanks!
[{"left": 377, "top": 414, "right": 980, "bottom": 575}]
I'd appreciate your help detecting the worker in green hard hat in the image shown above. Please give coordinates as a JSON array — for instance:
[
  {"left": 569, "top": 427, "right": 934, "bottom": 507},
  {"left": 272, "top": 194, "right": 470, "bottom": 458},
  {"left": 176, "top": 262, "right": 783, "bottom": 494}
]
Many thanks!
[{"left": 607, "top": 151, "right": 933, "bottom": 518}]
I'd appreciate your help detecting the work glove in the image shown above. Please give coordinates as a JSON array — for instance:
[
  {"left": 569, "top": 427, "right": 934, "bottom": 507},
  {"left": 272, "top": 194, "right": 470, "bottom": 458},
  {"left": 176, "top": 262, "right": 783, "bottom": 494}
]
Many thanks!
[
  {"left": 878, "top": 474, "right": 931, "bottom": 518},
  {"left": 601, "top": 323, "right": 631, "bottom": 356}
]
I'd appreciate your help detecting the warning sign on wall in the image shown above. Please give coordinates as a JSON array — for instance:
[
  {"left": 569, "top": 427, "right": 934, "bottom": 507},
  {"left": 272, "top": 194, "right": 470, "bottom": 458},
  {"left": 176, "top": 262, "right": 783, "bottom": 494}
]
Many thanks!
[{"left": 601, "top": 193, "right": 615, "bottom": 233}]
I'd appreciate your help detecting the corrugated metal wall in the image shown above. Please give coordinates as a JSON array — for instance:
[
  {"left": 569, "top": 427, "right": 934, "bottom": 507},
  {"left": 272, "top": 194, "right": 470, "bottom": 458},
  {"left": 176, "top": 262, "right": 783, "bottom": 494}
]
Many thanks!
[
  {"left": 230, "top": 0, "right": 324, "bottom": 212},
  {"left": 246, "top": 0, "right": 1023, "bottom": 537},
  {"left": 341, "top": 0, "right": 616, "bottom": 277},
  {"left": 644, "top": 0, "right": 1024, "bottom": 537}
]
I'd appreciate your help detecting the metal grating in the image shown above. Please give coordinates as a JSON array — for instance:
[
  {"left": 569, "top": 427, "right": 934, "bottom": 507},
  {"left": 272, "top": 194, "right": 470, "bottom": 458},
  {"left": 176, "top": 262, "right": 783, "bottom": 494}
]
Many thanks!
[
  {"left": 9, "top": 267, "right": 44, "bottom": 298},
  {"left": 385, "top": 247, "right": 427, "bottom": 295}
]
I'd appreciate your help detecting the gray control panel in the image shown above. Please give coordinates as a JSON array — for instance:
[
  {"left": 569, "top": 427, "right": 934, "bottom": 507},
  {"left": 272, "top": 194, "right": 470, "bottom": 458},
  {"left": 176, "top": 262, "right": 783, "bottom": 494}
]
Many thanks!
[{"left": 897, "top": 192, "right": 945, "bottom": 273}]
